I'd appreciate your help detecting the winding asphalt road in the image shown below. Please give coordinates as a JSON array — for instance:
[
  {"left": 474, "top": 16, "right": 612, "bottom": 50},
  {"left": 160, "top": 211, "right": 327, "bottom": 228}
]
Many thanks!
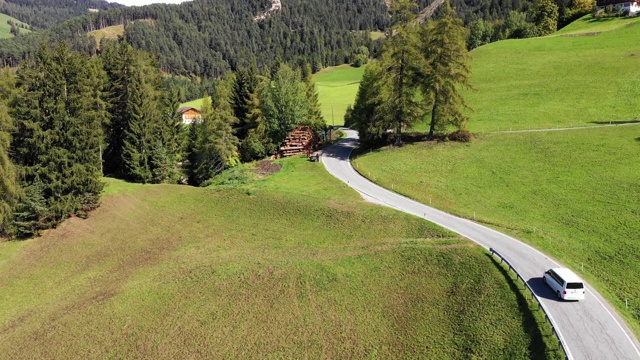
[{"left": 322, "top": 129, "right": 640, "bottom": 360}]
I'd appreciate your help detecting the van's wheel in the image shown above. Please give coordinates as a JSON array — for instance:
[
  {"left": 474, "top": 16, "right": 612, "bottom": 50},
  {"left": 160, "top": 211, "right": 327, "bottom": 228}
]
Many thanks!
[
  {"left": 543, "top": 277, "right": 547, "bottom": 284},
  {"left": 556, "top": 290, "right": 561, "bottom": 299}
]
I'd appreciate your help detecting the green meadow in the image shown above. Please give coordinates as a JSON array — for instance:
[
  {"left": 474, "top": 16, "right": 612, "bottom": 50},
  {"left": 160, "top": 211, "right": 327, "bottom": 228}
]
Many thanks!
[
  {"left": 0, "top": 13, "right": 31, "bottom": 39},
  {"left": 354, "top": 124, "right": 640, "bottom": 334},
  {"left": 0, "top": 158, "right": 559, "bottom": 358},
  {"left": 179, "top": 97, "right": 204, "bottom": 110},
  {"left": 466, "top": 16, "right": 640, "bottom": 132},
  {"left": 314, "top": 64, "right": 366, "bottom": 126}
]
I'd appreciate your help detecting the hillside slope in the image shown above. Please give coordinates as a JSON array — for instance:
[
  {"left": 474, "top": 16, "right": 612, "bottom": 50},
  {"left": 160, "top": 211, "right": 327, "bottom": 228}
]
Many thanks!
[
  {"left": 0, "top": 0, "right": 536, "bottom": 77},
  {"left": 465, "top": 15, "right": 640, "bottom": 132},
  {"left": 0, "top": 159, "right": 554, "bottom": 358}
]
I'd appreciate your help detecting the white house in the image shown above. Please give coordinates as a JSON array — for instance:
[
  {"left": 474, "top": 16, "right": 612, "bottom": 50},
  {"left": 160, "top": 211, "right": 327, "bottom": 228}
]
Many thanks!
[{"left": 596, "top": 0, "right": 640, "bottom": 15}]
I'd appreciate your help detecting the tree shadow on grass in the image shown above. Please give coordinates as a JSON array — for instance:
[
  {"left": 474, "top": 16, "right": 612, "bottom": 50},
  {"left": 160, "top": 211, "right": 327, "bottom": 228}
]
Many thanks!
[
  {"left": 487, "top": 254, "right": 564, "bottom": 360},
  {"left": 635, "top": 137, "right": 640, "bottom": 142},
  {"left": 590, "top": 120, "right": 640, "bottom": 125}
]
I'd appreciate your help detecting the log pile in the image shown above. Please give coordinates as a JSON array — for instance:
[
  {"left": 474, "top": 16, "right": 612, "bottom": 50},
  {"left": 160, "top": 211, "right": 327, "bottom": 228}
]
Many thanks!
[{"left": 278, "top": 125, "right": 322, "bottom": 157}]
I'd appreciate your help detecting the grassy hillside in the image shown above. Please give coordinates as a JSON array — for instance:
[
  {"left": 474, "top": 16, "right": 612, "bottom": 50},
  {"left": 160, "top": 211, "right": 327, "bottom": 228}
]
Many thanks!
[
  {"left": 88, "top": 24, "right": 124, "bottom": 47},
  {"left": 179, "top": 97, "right": 203, "bottom": 110},
  {"left": 0, "top": 158, "right": 557, "bottom": 358},
  {"left": 465, "top": 15, "right": 640, "bottom": 132},
  {"left": 0, "top": 13, "right": 31, "bottom": 39},
  {"left": 315, "top": 64, "right": 366, "bottom": 126},
  {"left": 354, "top": 125, "right": 640, "bottom": 334}
]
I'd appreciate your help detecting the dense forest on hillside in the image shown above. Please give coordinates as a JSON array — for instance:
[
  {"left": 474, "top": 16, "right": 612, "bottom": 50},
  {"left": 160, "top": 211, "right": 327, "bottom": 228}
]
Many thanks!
[
  {"left": 0, "top": 0, "right": 122, "bottom": 30},
  {"left": 0, "top": 0, "right": 542, "bottom": 76}
]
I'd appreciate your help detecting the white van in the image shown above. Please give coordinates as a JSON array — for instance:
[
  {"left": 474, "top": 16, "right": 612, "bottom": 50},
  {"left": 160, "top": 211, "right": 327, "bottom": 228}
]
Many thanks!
[{"left": 543, "top": 267, "right": 585, "bottom": 301}]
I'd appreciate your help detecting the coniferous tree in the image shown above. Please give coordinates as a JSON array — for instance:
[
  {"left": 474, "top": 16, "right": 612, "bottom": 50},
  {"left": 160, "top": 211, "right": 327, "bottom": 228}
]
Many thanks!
[
  {"left": 190, "top": 78, "right": 240, "bottom": 186},
  {"left": 377, "top": 0, "right": 422, "bottom": 146},
  {"left": 345, "top": 62, "right": 389, "bottom": 147},
  {"left": 11, "top": 42, "right": 105, "bottom": 236},
  {"left": 103, "top": 41, "right": 179, "bottom": 183},
  {"left": 0, "top": 69, "right": 21, "bottom": 234},
  {"left": 239, "top": 78, "right": 270, "bottom": 161},
  {"left": 232, "top": 66, "right": 258, "bottom": 141},
  {"left": 420, "top": 0, "right": 473, "bottom": 139},
  {"left": 301, "top": 63, "right": 325, "bottom": 131}
]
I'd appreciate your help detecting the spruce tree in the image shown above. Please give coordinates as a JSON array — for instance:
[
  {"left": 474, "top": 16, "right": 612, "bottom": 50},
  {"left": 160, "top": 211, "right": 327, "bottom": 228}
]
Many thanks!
[
  {"left": 301, "top": 63, "right": 325, "bottom": 131},
  {"left": 346, "top": 62, "right": 389, "bottom": 147},
  {"left": 103, "top": 42, "right": 178, "bottom": 183},
  {"left": 0, "top": 69, "right": 21, "bottom": 234},
  {"left": 232, "top": 66, "right": 258, "bottom": 141},
  {"left": 190, "top": 79, "right": 240, "bottom": 186},
  {"left": 11, "top": 42, "right": 105, "bottom": 236}
]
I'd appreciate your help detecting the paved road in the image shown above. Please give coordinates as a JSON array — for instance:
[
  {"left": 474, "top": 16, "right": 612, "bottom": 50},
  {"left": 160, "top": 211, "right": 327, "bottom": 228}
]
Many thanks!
[{"left": 322, "top": 129, "right": 640, "bottom": 360}]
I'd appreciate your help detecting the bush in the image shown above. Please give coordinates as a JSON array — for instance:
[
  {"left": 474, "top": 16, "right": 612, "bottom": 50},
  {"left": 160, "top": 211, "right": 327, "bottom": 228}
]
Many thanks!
[{"left": 448, "top": 130, "right": 474, "bottom": 142}]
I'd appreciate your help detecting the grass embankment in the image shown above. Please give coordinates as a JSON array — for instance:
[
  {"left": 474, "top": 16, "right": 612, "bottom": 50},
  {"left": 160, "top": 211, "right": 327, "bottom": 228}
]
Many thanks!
[
  {"left": 0, "top": 13, "right": 31, "bottom": 39},
  {"left": 0, "top": 158, "right": 557, "bottom": 358},
  {"left": 353, "top": 125, "right": 640, "bottom": 334},
  {"left": 466, "top": 15, "right": 640, "bottom": 132},
  {"left": 314, "top": 64, "right": 366, "bottom": 126}
]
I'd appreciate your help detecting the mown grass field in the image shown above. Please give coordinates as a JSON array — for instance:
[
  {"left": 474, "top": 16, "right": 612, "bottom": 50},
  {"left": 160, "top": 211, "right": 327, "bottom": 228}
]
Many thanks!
[
  {"left": 466, "top": 15, "right": 640, "bottom": 132},
  {"left": 314, "top": 64, "right": 366, "bottom": 126},
  {"left": 353, "top": 125, "right": 640, "bottom": 335},
  {"left": 0, "top": 157, "right": 559, "bottom": 358},
  {"left": 0, "top": 13, "right": 31, "bottom": 39}
]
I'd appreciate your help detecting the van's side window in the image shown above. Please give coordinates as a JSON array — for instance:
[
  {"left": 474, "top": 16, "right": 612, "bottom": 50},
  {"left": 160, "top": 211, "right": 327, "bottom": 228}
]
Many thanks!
[{"left": 549, "top": 270, "right": 563, "bottom": 285}]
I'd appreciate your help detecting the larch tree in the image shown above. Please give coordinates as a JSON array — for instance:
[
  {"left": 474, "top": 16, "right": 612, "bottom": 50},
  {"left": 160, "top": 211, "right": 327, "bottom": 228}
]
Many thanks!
[
  {"left": 420, "top": 0, "right": 473, "bottom": 139},
  {"left": 377, "top": 0, "right": 422, "bottom": 146}
]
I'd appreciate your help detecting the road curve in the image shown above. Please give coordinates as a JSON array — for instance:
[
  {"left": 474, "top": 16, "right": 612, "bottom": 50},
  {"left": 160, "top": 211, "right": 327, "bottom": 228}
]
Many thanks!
[{"left": 321, "top": 129, "right": 640, "bottom": 360}]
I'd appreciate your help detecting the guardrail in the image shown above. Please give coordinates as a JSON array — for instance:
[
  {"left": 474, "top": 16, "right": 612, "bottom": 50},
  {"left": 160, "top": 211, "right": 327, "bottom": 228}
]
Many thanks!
[{"left": 489, "top": 248, "right": 572, "bottom": 360}]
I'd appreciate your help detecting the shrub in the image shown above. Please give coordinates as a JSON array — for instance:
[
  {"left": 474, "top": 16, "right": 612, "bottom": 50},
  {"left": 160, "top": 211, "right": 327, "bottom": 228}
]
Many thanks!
[{"left": 448, "top": 130, "right": 474, "bottom": 142}]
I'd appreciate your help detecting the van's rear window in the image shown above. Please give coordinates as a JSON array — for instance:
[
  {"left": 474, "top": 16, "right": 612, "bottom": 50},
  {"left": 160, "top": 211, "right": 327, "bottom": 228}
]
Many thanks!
[{"left": 567, "top": 282, "right": 584, "bottom": 289}]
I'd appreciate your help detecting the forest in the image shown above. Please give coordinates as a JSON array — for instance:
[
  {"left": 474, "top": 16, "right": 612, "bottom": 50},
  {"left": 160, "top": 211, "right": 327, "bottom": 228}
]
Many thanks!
[
  {"left": 0, "top": 0, "right": 122, "bottom": 30},
  {"left": 0, "top": 0, "right": 568, "bottom": 76}
]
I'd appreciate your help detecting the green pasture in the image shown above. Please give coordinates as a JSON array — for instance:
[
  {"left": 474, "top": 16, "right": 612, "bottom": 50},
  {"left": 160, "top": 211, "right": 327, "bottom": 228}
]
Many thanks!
[
  {"left": 0, "top": 13, "right": 31, "bottom": 39},
  {"left": 180, "top": 97, "right": 203, "bottom": 110},
  {"left": 315, "top": 64, "right": 366, "bottom": 126},
  {"left": 353, "top": 125, "right": 640, "bottom": 334},
  {"left": 0, "top": 158, "right": 558, "bottom": 358},
  {"left": 89, "top": 24, "right": 125, "bottom": 47},
  {"left": 466, "top": 15, "right": 640, "bottom": 132}
]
